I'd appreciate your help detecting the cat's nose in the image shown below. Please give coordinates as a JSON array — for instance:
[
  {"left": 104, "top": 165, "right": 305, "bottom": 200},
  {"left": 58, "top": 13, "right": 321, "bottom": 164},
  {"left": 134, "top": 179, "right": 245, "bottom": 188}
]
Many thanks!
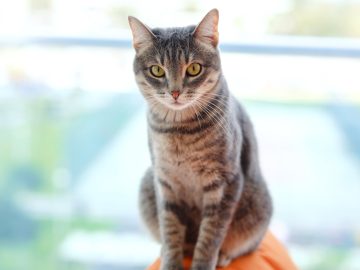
[{"left": 171, "top": 90, "right": 180, "bottom": 100}]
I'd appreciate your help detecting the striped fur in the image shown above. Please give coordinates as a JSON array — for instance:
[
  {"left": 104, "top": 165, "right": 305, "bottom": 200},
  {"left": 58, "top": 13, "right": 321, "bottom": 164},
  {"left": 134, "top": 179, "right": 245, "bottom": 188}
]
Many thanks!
[{"left": 130, "top": 9, "right": 272, "bottom": 270}]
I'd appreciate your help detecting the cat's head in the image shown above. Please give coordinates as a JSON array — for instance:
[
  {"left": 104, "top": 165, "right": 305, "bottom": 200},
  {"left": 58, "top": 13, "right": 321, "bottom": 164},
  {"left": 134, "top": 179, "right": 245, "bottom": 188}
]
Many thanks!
[{"left": 129, "top": 9, "right": 221, "bottom": 114}]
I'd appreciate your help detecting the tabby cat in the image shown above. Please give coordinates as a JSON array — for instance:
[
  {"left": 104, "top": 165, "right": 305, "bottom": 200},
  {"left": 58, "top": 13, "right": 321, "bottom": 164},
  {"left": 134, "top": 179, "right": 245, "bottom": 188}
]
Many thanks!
[{"left": 128, "top": 9, "right": 273, "bottom": 270}]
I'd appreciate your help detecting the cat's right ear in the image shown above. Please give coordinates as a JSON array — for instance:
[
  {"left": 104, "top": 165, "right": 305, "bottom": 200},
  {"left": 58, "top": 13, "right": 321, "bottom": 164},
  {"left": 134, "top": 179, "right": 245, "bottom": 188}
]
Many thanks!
[
  {"left": 128, "top": 16, "right": 155, "bottom": 52},
  {"left": 193, "top": 9, "right": 219, "bottom": 48}
]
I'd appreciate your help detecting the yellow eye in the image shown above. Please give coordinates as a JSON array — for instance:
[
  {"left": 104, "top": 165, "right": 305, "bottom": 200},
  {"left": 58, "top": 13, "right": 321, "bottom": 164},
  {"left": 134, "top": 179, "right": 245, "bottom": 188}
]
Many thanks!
[
  {"left": 186, "top": 63, "right": 202, "bottom": 76},
  {"left": 150, "top": 65, "right": 165, "bottom": 77}
]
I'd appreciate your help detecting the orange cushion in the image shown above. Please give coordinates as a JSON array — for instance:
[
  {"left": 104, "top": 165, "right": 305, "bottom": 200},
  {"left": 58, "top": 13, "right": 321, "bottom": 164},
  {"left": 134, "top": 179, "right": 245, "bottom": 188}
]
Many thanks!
[{"left": 147, "top": 231, "right": 298, "bottom": 270}]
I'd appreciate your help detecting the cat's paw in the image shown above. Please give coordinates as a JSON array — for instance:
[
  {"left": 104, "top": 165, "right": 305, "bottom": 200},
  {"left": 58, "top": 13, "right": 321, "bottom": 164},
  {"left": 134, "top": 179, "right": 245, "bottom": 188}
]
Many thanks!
[
  {"left": 190, "top": 261, "right": 216, "bottom": 270},
  {"left": 217, "top": 252, "right": 232, "bottom": 268},
  {"left": 160, "top": 262, "right": 184, "bottom": 270}
]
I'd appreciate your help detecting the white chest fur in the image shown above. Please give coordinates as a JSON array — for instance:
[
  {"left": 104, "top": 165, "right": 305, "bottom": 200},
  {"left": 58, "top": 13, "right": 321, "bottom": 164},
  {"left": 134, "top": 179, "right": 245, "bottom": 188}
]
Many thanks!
[{"left": 152, "top": 136, "right": 204, "bottom": 207}]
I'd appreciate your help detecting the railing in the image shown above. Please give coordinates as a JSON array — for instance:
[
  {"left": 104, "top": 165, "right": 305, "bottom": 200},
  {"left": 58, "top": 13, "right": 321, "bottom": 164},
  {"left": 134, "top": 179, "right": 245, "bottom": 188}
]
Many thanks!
[{"left": 1, "top": 34, "right": 360, "bottom": 58}]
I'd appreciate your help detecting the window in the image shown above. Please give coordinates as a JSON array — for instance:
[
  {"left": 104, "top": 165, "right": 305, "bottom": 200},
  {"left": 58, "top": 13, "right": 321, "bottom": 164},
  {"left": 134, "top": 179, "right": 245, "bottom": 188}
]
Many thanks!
[{"left": 1, "top": 1, "right": 359, "bottom": 269}]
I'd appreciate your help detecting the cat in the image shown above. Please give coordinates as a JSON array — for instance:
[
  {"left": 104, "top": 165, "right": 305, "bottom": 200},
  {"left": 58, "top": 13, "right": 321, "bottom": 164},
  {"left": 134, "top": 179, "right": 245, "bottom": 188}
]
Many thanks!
[{"left": 128, "top": 9, "right": 273, "bottom": 270}]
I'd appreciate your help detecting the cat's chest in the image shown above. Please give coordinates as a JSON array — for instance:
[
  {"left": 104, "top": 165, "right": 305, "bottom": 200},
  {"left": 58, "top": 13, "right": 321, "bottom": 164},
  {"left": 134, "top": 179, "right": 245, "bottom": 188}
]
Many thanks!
[
  {"left": 152, "top": 135, "right": 191, "bottom": 163},
  {"left": 168, "top": 167, "right": 203, "bottom": 207},
  {"left": 152, "top": 136, "right": 204, "bottom": 205}
]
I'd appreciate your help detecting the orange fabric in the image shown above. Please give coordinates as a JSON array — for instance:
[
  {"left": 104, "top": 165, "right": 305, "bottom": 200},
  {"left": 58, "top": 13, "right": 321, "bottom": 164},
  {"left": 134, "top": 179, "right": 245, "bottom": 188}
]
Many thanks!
[{"left": 147, "top": 231, "right": 298, "bottom": 270}]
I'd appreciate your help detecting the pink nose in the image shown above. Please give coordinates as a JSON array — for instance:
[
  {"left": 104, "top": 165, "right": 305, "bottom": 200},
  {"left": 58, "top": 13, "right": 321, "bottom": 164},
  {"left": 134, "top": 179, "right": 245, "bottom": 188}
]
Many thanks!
[{"left": 172, "top": 90, "right": 180, "bottom": 100}]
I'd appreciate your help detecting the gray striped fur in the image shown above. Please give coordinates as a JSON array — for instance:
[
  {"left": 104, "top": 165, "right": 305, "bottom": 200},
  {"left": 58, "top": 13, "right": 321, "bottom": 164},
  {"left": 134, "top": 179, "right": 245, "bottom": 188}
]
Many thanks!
[{"left": 130, "top": 9, "right": 272, "bottom": 270}]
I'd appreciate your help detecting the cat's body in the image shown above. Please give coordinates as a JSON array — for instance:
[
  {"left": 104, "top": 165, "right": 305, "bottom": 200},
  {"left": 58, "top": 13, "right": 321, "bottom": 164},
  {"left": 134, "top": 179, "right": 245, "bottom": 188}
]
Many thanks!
[{"left": 129, "top": 9, "right": 272, "bottom": 270}]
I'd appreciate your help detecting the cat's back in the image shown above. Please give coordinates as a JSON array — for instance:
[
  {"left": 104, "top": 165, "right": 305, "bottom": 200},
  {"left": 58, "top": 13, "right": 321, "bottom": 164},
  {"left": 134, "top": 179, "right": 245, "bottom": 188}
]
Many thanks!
[{"left": 231, "top": 96, "right": 265, "bottom": 184}]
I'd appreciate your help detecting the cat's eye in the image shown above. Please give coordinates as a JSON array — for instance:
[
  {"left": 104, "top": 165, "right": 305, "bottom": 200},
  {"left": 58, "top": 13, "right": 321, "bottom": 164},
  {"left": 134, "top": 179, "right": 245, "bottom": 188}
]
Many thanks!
[
  {"left": 186, "top": 63, "right": 202, "bottom": 76},
  {"left": 150, "top": 65, "right": 165, "bottom": 77}
]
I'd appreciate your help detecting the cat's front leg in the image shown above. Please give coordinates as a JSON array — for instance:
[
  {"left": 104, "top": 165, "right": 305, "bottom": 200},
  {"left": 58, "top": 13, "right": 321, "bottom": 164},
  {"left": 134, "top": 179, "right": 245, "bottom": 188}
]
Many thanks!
[
  {"left": 157, "top": 178, "right": 186, "bottom": 270},
  {"left": 190, "top": 176, "right": 242, "bottom": 270}
]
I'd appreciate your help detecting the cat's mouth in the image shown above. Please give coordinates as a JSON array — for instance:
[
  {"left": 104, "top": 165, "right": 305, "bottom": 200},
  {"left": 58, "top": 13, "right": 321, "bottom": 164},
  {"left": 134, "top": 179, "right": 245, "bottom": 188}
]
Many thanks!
[
  {"left": 166, "top": 100, "right": 190, "bottom": 110},
  {"left": 171, "top": 101, "right": 185, "bottom": 107},
  {"left": 153, "top": 95, "right": 192, "bottom": 111}
]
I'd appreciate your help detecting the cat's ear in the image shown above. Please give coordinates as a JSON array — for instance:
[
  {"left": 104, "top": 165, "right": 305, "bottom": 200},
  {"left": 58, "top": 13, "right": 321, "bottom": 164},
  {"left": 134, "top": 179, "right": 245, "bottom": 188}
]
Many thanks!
[
  {"left": 193, "top": 9, "right": 219, "bottom": 47},
  {"left": 128, "top": 16, "right": 155, "bottom": 52}
]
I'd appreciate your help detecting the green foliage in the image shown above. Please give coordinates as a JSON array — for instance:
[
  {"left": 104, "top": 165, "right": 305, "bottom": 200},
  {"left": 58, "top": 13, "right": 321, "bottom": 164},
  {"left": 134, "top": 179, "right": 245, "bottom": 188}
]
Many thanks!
[
  {"left": 307, "top": 248, "right": 349, "bottom": 270},
  {"left": 183, "top": 1, "right": 200, "bottom": 13},
  {"left": 108, "top": 5, "right": 136, "bottom": 27},
  {"left": 29, "top": 0, "right": 52, "bottom": 11},
  {"left": 0, "top": 92, "right": 138, "bottom": 269},
  {"left": 0, "top": 218, "right": 111, "bottom": 270},
  {"left": 269, "top": 1, "right": 360, "bottom": 37}
]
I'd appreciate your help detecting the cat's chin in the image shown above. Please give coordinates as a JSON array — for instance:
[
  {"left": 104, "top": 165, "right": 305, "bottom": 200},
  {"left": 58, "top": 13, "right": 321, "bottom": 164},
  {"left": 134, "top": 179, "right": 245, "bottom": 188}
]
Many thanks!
[
  {"left": 160, "top": 101, "right": 191, "bottom": 111},
  {"left": 165, "top": 103, "right": 189, "bottom": 111}
]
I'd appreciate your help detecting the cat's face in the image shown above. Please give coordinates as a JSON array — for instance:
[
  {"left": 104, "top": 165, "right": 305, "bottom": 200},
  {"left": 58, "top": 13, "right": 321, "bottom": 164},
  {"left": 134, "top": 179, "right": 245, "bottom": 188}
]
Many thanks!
[{"left": 129, "top": 9, "right": 221, "bottom": 113}]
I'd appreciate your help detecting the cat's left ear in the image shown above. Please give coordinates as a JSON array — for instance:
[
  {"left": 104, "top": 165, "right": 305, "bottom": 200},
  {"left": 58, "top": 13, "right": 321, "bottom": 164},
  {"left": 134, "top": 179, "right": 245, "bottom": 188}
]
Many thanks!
[
  {"left": 193, "top": 9, "right": 219, "bottom": 48},
  {"left": 128, "top": 16, "right": 155, "bottom": 52}
]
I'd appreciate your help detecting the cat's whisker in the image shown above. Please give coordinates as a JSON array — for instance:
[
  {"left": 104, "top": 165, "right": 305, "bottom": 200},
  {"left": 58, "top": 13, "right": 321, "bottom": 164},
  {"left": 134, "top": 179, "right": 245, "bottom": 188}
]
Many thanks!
[
  {"left": 202, "top": 102, "right": 232, "bottom": 138},
  {"left": 193, "top": 99, "right": 231, "bottom": 139},
  {"left": 199, "top": 92, "right": 229, "bottom": 105},
  {"left": 163, "top": 109, "right": 170, "bottom": 121},
  {"left": 189, "top": 102, "right": 203, "bottom": 128},
  {"left": 197, "top": 94, "right": 230, "bottom": 118},
  {"left": 144, "top": 99, "right": 159, "bottom": 108},
  {"left": 196, "top": 94, "right": 229, "bottom": 110},
  {"left": 195, "top": 97, "right": 233, "bottom": 138},
  {"left": 192, "top": 100, "right": 215, "bottom": 129},
  {"left": 192, "top": 100, "right": 217, "bottom": 130}
]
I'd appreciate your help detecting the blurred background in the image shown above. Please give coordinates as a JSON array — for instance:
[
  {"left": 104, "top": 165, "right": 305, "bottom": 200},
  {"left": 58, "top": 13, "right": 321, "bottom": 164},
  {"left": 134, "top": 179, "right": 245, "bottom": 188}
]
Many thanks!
[{"left": 1, "top": 0, "right": 360, "bottom": 269}]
